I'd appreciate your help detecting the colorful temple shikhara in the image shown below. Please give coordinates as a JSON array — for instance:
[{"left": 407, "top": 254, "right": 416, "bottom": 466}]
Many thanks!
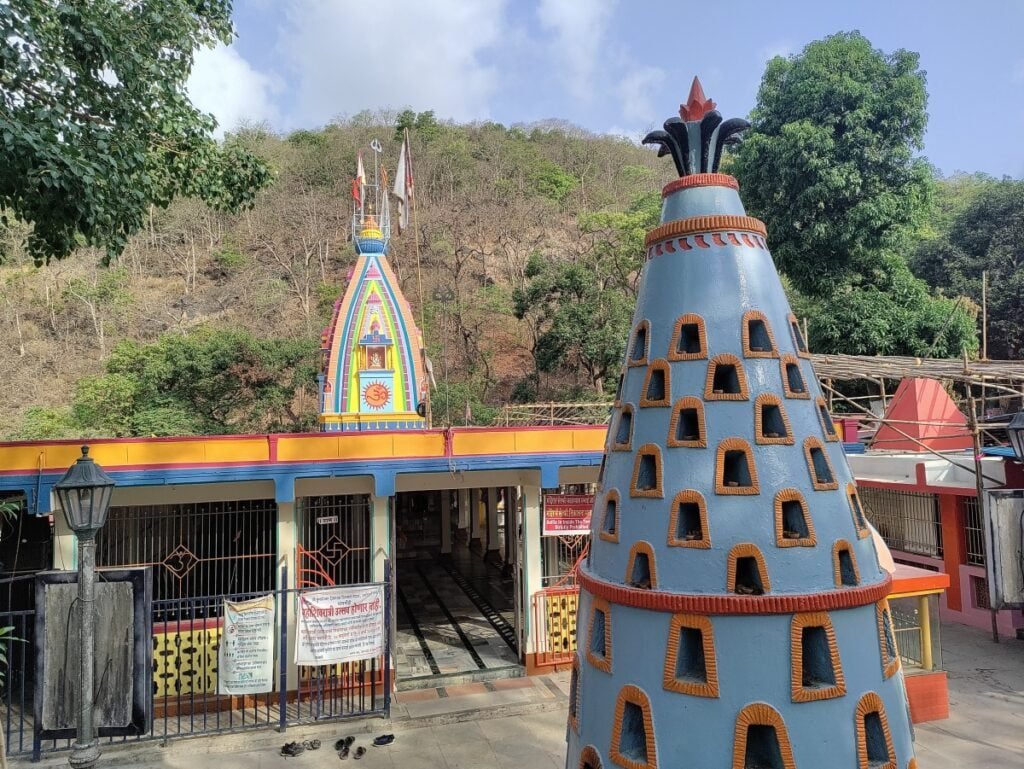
[
  {"left": 318, "top": 146, "right": 427, "bottom": 432},
  {"left": 566, "top": 80, "right": 918, "bottom": 769}
]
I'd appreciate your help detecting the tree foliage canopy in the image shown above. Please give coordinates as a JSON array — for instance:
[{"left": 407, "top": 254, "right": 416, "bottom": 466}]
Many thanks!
[
  {"left": 513, "top": 193, "right": 659, "bottom": 394},
  {"left": 15, "top": 328, "right": 320, "bottom": 438},
  {"left": 912, "top": 178, "right": 1024, "bottom": 359},
  {"left": 734, "top": 31, "right": 933, "bottom": 293},
  {"left": 735, "top": 31, "right": 977, "bottom": 358},
  {"left": 0, "top": 0, "right": 271, "bottom": 263}
]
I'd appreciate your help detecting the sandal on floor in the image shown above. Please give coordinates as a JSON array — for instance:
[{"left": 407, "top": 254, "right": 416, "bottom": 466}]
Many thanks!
[
  {"left": 354, "top": 747, "right": 367, "bottom": 760},
  {"left": 338, "top": 745, "right": 350, "bottom": 760},
  {"left": 304, "top": 739, "right": 321, "bottom": 750},
  {"left": 280, "top": 742, "right": 306, "bottom": 757}
]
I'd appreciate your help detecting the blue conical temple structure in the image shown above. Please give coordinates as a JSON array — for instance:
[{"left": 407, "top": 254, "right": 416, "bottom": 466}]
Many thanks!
[
  {"left": 318, "top": 142, "right": 427, "bottom": 432},
  {"left": 566, "top": 79, "right": 917, "bottom": 769}
]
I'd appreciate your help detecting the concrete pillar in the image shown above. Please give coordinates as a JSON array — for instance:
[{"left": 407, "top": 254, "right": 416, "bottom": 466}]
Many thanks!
[
  {"left": 52, "top": 495, "right": 77, "bottom": 570},
  {"left": 522, "top": 485, "right": 544, "bottom": 654},
  {"left": 370, "top": 495, "right": 391, "bottom": 582},
  {"left": 276, "top": 501, "right": 299, "bottom": 686},
  {"left": 487, "top": 487, "right": 501, "bottom": 552},
  {"left": 440, "top": 491, "right": 452, "bottom": 554},
  {"left": 458, "top": 489, "right": 471, "bottom": 530},
  {"left": 939, "top": 493, "right": 964, "bottom": 611},
  {"left": 470, "top": 488, "right": 483, "bottom": 543},
  {"left": 504, "top": 487, "right": 514, "bottom": 565}
]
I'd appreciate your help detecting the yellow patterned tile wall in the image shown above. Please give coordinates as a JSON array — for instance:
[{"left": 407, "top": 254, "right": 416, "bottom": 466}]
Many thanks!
[{"left": 153, "top": 626, "right": 222, "bottom": 697}]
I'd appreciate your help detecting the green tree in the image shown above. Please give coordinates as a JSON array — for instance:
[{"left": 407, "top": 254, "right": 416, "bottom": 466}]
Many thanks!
[
  {"left": 736, "top": 32, "right": 976, "bottom": 358},
  {"left": 55, "top": 328, "right": 321, "bottom": 437},
  {"left": 912, "top": 179, "right": 1024, "bottom": 359},
  {"left": 0, "top": 1, "right": 271, "bottom": 262},
  {"left": 734, "top": 31, "right": 932, "bottom": 294},
  {"left": 513, "top": 192, "right": 659, "bottom": 396},
  {"left": 514, "top": 259, "right": 630, "bottom": 397},
  {"left": 788, "top": 255, "right": 978, "bottom": 358}
]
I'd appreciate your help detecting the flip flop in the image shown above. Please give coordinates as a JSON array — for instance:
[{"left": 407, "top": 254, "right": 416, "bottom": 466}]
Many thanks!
[
  {"left": 338, "top": 745, "right": 350, "bottom": 760},
  {"left": 354, "top": 747, "right": 366, "bottom": 760},
  {"left": 280, "top": 742, "right": 306, "bottom": 757},
  {"left": 304, "top": 739, "right": 321, "bottom": 751}
]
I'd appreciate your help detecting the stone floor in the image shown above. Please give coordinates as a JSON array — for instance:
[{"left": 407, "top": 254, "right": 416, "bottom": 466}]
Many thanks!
[
  {"left": 394, "top": 548, "right": 518, "bottom": 680},
  {"left": 914, "top": 621, "right": 1024, "bottom": 767},
  {"left": 15, "top": 621, "right": 1023, "bottom": 768}
]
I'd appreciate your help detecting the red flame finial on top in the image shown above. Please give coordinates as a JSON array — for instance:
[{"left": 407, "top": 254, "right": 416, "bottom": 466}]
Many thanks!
[{"left": 679, "top": 77, "right": 716, "bottom": 122}]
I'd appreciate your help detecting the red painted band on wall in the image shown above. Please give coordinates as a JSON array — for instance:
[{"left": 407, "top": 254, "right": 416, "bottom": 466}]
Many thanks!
[{"left": 577, "top": 568, "right": 892, "bottom": 615}]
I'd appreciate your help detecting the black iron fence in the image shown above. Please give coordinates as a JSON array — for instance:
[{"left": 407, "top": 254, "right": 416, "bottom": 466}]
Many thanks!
[{"left": 1, "top": 565, "right": 392, "bottom": 761}]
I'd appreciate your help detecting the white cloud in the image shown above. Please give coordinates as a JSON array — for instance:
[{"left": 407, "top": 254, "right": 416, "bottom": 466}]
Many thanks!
[
  {"left": 537, "top": 0, "right": 617, "bottom": 103},
  {"left": 617, "top": 65, "right": 664, "bottom": 124},
  {"left": 277, "top": 0, "right": 508, "bottom": 127},
  {"left": 188, "top": 44, "right": 281, "bottom": 137}
]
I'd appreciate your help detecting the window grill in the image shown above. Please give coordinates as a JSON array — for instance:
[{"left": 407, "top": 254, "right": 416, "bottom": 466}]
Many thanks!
[
  {"left": 297, "top": 494, "right": 372, "bottom": 587},
  {"left": 96, "top": 499, "right": 278, "bottom": 610},
  {"left": 971, "top": 575, "right": 990, "bottom": 610},
  {"left": 963, "top": 496, "right": 986, "bottom": 567},
  {"left": 859, "top": 487, "right": 942, "bottom": 558}
]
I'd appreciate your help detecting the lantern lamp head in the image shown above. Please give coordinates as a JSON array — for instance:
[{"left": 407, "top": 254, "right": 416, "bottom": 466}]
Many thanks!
[
  {"left": 54, "top": 446, "right": 115, "bottom": 538},
  {"left": 1008, "top": 411, "right": 1024, "bottom": 462}
]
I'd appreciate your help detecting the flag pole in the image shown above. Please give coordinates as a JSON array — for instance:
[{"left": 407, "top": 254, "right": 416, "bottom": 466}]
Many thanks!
[{"left": 407, "top": 127, "right": 432, "bottom": 428}]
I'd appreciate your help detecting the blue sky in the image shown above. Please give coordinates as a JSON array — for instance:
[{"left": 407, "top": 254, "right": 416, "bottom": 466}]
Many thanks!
[{"left": 187, "top": 0, "right": 1024, "bottom": 178}]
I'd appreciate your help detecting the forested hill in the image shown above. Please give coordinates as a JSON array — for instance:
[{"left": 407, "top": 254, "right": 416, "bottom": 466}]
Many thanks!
[
  {"left": 0, "top": 111, "right": 675, "bottom": 438},
  {"left": 0, "top": 108, "right": 1018, "bottom": 440}
]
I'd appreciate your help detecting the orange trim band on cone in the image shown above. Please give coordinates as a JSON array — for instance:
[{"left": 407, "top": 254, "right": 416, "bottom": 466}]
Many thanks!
[
  {"left": 662, "top": 173, "right": 739, "bottom": 197},
  {"left": 644, "top": 215, "right": 767, "bottom": 248}
]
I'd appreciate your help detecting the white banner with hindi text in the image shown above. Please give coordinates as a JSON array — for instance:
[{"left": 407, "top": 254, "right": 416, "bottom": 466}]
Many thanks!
[
  {"left": 295, "top": 585, "right": 385, "bottom": 666},
  {"left": 218, "top": 595, "right": 276, "bottom": 695}
]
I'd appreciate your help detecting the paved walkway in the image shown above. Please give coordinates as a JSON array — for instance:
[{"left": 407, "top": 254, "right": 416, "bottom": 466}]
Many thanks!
[
  {"left": 14, "top": 622, "right": 1022, "bottom": 768},
  {"left": 914, "top": 622, "right": 1024, "bottom": 767}
]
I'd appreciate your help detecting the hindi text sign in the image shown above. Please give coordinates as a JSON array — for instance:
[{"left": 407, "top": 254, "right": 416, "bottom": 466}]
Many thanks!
[
  {"left": 295, "top": 585, "right": 385, "bottom": 666},
  {"left": 218, "top": 595, "right": 276, "bottom": 695},
  {"left": 542, "top": 494, "right": 594, "bottom": 536}
]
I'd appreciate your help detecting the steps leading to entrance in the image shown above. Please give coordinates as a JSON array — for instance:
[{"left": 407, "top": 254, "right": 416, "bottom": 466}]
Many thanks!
[{"left": 396, "top": 664, "right": 525, "bottom": 691}]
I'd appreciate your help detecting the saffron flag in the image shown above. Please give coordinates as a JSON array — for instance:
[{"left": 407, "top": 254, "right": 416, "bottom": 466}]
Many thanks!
[
  {"left": 353, "top": 151, "right": 366, "bottom": 205},
  {"left": 392, "top": 132, "right": 414, "bottom": 233}
]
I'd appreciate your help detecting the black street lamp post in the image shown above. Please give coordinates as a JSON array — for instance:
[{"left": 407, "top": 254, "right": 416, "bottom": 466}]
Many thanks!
[{"left": 54, "top": 446, "right": 115, "bottom": 769}]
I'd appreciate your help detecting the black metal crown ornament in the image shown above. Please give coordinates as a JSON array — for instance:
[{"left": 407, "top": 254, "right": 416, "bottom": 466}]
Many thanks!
[{"left": 643, "top": 77, "right": 749, "bottom": 176}]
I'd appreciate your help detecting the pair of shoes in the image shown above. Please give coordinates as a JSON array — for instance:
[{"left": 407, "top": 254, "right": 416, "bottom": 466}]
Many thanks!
[
  {"left": 334, "top": 736, "right": 355, "bottom": 752},
  {"left": 303, "top": 739, "right": 321, "bottom": 751},
  {"left": 280, "top": 741, "right": 306, "bottom": 757},
  {"left": 372, "top": 734, "right": 395, "bottom": 747}
]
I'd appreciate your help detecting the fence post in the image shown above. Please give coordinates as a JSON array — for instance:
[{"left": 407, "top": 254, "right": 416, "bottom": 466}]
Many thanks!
[
  {"left": 383, "top": 558, "right": 392, "bottom": 718},
  {"left": 278, "top": 565, "right": 288, "bottom": 733}
]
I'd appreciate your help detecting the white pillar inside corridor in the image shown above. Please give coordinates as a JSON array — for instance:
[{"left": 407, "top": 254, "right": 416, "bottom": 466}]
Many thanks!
[
  {"left": 486, "top": 487, "right": 501, "bottom": 552},
  {"left": 440, "top": 491, "right": 453, "bottom": 554},
  {"left": 521, "top": 484, "right": 544, "bottom": 654},
  {"left": 370, "top": 494, "right": 390, "bottom": 582}
]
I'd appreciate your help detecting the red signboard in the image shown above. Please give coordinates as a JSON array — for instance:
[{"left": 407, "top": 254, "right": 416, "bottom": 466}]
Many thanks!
[{"left": 543, "top": 494, "right": 594, "bottom": 536}]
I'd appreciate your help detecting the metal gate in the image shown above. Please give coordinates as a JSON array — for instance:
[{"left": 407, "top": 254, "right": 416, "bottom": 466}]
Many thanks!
[{"left": 2, "top": 564, "right": 392, "bottom": 760}]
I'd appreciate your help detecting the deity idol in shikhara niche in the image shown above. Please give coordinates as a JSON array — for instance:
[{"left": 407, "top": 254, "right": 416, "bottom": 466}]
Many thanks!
[{"left": 565, "top": 79, "right": 917, "bottom": 769}]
